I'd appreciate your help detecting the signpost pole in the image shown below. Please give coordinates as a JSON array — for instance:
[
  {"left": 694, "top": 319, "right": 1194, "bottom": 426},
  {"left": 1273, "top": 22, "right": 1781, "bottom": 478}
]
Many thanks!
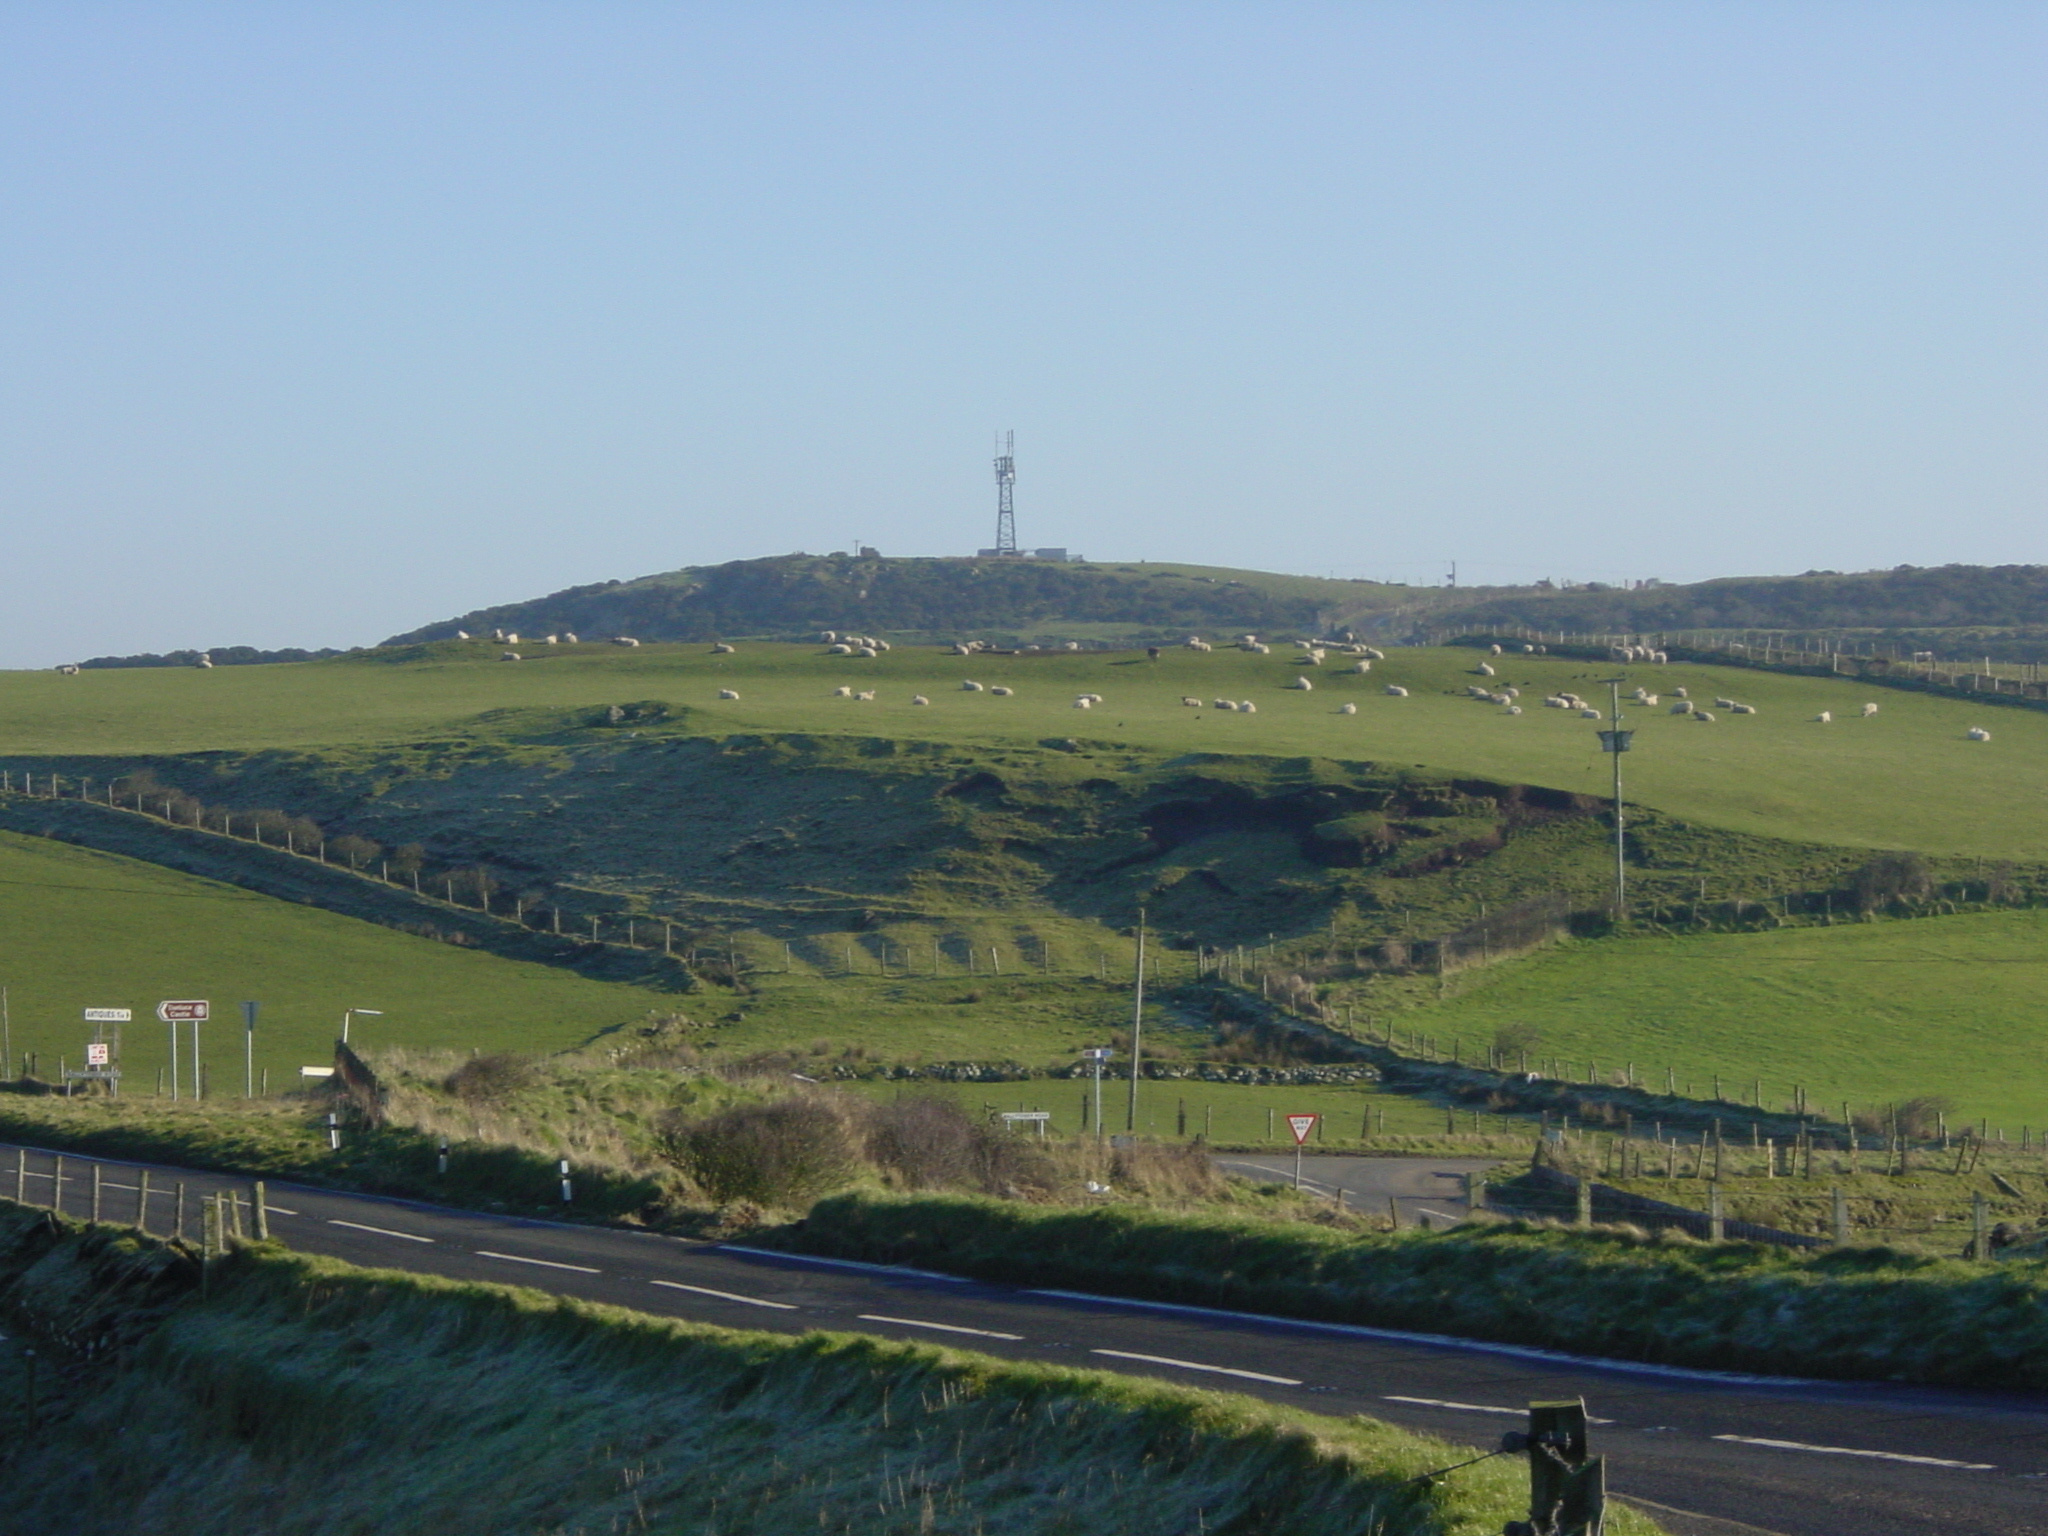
[
  {"left": 169, "top": 1019, "right": 179, "bottom": 1101},
  {"left": 241, "top": 1002, "right": 258, "bottom": 1098},
  {"left": 192, "top": 1016, "right": 202, "bottom": 1100},
  {"left": 1286, "top": 1114, "right": 1319, "bottom": 1188}
]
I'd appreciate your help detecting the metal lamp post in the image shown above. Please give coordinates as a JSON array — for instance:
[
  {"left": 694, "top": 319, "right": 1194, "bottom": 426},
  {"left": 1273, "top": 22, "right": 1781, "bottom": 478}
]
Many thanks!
[
  {"left": 1596, "top": 679, "right": 1633, "bottom": 921},
  {"left": 341, "top": 1008, "right": 383, "bottom": 1046}
]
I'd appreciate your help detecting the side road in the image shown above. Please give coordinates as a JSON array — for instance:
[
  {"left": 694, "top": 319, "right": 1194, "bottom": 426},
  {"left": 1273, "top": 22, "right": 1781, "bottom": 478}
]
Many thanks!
[{"left": 5, "top": 1142, "right": 2046, "bottom": 1536}]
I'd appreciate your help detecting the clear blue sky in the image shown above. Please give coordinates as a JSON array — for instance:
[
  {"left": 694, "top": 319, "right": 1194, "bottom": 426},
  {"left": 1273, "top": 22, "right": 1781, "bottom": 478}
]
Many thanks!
[{"left": 1, "top": 4, "right": 2041, "bottom": 665}]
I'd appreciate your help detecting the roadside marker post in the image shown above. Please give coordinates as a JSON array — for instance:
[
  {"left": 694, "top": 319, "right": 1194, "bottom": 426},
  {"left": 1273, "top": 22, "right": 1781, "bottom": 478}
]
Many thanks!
[
  {"left": 1286, "top": 1114, "right": 1319, "bottom": 1188},
  {"left": 1504, "top": 1399, "right": 1606, "bottom": 1536},
  {"left": 559, "top": 1158, "right": 573, "bottom": 1204}
]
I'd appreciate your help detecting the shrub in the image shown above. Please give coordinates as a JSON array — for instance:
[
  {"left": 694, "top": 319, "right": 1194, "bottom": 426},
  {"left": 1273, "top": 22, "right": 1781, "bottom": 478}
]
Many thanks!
[
  {"left": 658, "top": 1096, "right": 860, "bottom": 1206},
  {"left": 442, "top": 1053, "right": 539, "bottom": 1105}
]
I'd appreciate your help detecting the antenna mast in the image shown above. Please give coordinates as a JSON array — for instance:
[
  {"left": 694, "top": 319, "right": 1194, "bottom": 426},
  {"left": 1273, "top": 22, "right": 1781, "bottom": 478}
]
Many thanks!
[{"left": 993, "top": 431, "right": 1017, "bottom": 555}]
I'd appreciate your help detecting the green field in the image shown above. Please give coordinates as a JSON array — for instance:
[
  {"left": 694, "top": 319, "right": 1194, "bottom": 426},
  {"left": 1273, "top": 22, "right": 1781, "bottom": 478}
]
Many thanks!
[
  {"left": 1390, "top": 908, "right": 2048, "bottom": 1130},
  {"left": 0, "top": 831, "right": 668, "bottom": 1090},
  {"left": 4, "top": 640, "right": 2042, "bottom": 857}
]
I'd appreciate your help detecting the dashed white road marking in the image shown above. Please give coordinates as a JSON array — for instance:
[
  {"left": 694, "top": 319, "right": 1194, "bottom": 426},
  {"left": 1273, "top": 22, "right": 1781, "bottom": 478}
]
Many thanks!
[
  {"left": 1713, "top": 1435, "right": 1994, "bottom": 1471},
  {"left": 475, "top": 1250, "right": 600, "bottom": 1275},
  {"left": 1091, "top": 1349, "right": 1301, "bottom": 1386},
  {"left": 264, "top": 1205, "right": 299, "bottom": 1216},
  {"left": 329, "top": 1218, "right": 434, "bottom": 1243},
  {"left": 1385, "top": 1395, "right": 1613, "bottom": 1424},
  {"left": 859, "top": 1314, "right": 1023, "bottom": 1341},
  {"left": 651, "top": 1280, "right": 797, "bottom": 1310}
]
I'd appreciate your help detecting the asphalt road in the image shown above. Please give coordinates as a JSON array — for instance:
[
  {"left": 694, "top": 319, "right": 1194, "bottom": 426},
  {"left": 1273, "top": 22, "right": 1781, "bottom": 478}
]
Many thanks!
[
  {"left": 1215, "top": 1154, "right": 1497, "bottom": 1226},
  {"left": 8, "top": 1143, "right": 2048, "bottom": 1536}
]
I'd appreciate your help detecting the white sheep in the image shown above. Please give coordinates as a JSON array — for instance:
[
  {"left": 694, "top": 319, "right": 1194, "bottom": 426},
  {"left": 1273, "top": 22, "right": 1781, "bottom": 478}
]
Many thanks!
[
  {"left": 57, "top": 663, "right": 79, "bottom": 675},
  {"left": 822, "top": 631, "right": 839, "bottom": 643},
  {"left": 455, "top": 630, "right": 470, "bottom": 640},
  {"left": 1693, "top": 710, "right": 1716, "bottom": 722},
  {"left": 1074, "top": 697, "right": 1093, "bottom": 709},
  {"left": 1673, "top": 687, "right": 1688, "bottom": 698},
  {"left": 1580, "top": 707, "right": 1601, "bottom": 718},
  {"left": 1505, "top": 705, "right": 1523, "bottom": 715},
  {"left": 1502, "top": 686, "right": 1519, "bottom": 698},
  {"left": 1641, "top": 695, "right": 1659, "bottom": 707},
  {"left": 1714, "top": 697, "right": 1736, "bottom": 709},
  {"left": 1064, "top": 642, "right": 1081, "bottom": 651},
  {"left": 718, "top": 688, "right": 740, "bottom": 700},
  {"left": 1292, "top": 677, "right": 1314, "bottom": 691},
  {"left": 491, "top": 629, "right": 505, "bottom": 641},
  {"left": 1338, "top": 702, "right": 1358, "bottom": 715},
  {"left": 962, "top": 680, "right": 985, "bottom": 691},
  {"left": 1384, "top": 685, "right": 1409, "bottom": 697},
  {"left": 855, "top": 690, "right": 876, "bottom": 702},
  {"left": 1351, "top": 660, "right": 1372, "bottom": 674},
  {"left": 1181, "top": 696, "right": 1202, "bottom": 707},
  {"left": 1967, "top": 726, "right": 1992, "bottom": 741},
  {"left": 1522, "top": 644, "right": 1536, "bottom": 653},
  {"left": 1239, "top": 700, "right": 1258, "bottom": 713},
  {"left": 501, "top": 651, "right": 521, "bottom": 662},
  {"left": 504, "top": 633, "right": 520, "bottom": 644},
  {"left": 854, "top": 646, "right": 878, "bottom": 658},
  {"left": 1488, "top": 643, "right": 1502, "bottom": 655},
  {"left": 1467, "top": 685, "right": 1491, "bottom": 699},
  {"left": 1860, "top": 702, "right": 1879, "bottom": 717},
  {"left": 564, "top": 633, "right": 579, "bottom": 644},
  {"left": 1296, "top": 652, "right": 1323, "bottom": 666},
  {"left": 712, "top": 642, "right": 736, "bottom": 654},
  {"left": 990, "top": 686, "right": 1014, "bottom": 697},
  {"left": 911, "top": 695, "right": 930, "bottom": 706},
  {"left": 1362, "top": 648, "right": 1385, "bottom": 660},
  {"left": 1476, "top": 662, "right": 1496, "bottom": 676},
  {"left": 1214, "top": 699, "right": 1238, "bottom": 711},
  {"left": 613, "top": 636, "right": 640, "bottom": 647},
  {"left": 828, "top": 644, "right": 852, "bottom": 655},
  {"left": 951, "top": 643, "right": 973, "bottom": 655},
  {"left": 1670, "top": 700, "right": 1693, "bottom": 714},
  {"left": 1815, "top": 711, "right": 1832, "bottom": 723},
  {"left": 833, "top": 686, "right": 853, "bottom": 697},
  {"left": 1731, "top": 702, "right": 1756, "bottom": 714}
]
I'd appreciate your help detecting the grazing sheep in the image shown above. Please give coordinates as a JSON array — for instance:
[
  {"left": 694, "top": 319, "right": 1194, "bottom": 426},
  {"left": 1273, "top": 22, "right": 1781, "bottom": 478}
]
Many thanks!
[
  {"left": 1731, "top": 702, "right": 1756, "bottom": 714},
  {"left": 718, "top": 688, "right": 740, "bottom": 700},
  {"left": 1522, "top": 644, "right": 1536, "bottom": 653},
  {"left": 1580, "top": 707, "right": 1602, "bottom": 718},
  {"left": 990, "top": 686, "right": 1014, "bottom": 697},
  {"left": 822, "top": 631, "right": 839, "bottom": 643},
  {"left": 1181, "top": 696, "right": 1202, "bottom": 707},
  {"left": 1693, "top": 710, "right": 1716, "bottom": 722},
  {"left": 1502, "top": 687, "right": 1520, "bottom": 699},
  {"left": 1074, "top": 697, "right": 1093, "bottom": 709},
  {"left": 962, "top": 680, "right": 985, "bottom": 691},
  {"left": 564, "top": 633, "right": 579, "bottom": 644},
  {"left": 1476, "top": 662, "right": 1496, "bottom": 676},
  {"left": 455, "top": 630, "right": 470, "bottom": 640},
  {"left": 1064, "top": 642, "right": 1081, "bottom": 652},
  {"left": 1296, "top": 653, "right": 1324, "bottom": 666},
  {"left": 855, "top": 690, "right": 875, "bottom": 702},
  {"left": 1239, "top": 700, "right": 1258, "bottom": 713},
  {"left": 1968, "top": 726, "right": 1992, "bottom": 741},
  {"left": 951, "top": 643, "right": 973, "bottom": 655},
  {"left": 1815, "top": 711, "right": 1832, "bottom": 723},
  {"left": 1714, "top": 697, "right": 1736, "bottom": 709},
  {"left": 1362, "top": 648, "right": 1385, "bottom": 660},
  {"left": 1338, "top": 702, "right": 1358, "bottom": 715},
  {"left": 491, "top": 629, "right": 505, "bottom": 642},
  {"left": 1489, "top": 643, "right": 1503, "bottom": 655},
  {"left": 1351, "top": 660, "right": 1372, "bottom": 674},
  {"left": 613, "top": 636, "right": 640, "bottom": 647},
  {"left": 828, "top": 643, "right": 852, "bottom": 654},
  {"left": 501, "top": 652, "right": 521, "bottom": 662},
  {"left": 1641, "top": 695, "right": 1659, "bottom": 707},
  {"left": 833, "top": 686, "right": 853, "bottom": 697},
  {"left": 854, "top": 646, "right": 878, "bottom": 658},
  {"left": 911, "top": 695, "right": 930, "bottom": 706},
  {"left": 504, "top": 633, "right": 520, "bottom": 645},
  {"left": 1292, "top": 677, "right": 1315, "bottom": 691},
  {"left": 712, "top": 642, "right": 736, "bottom": 654},
  {"left": 1670, "top": 700, "right": 1693, "bottom": 714},
  {"left": 1860, "top": 702, "right": 1879, "bottom": 717},
  {"left": 1505, "top": 705, "right": 1523, "bottom": 715},
  {"left": 1673, "top": 687, "right": 1688, "bottom": 698},
  {"left": 1214, "top": 699, "right": 1237, "bottom": 711},
  {"left": 1384, "top": 685, "right": 1409, "bottom": 697}
]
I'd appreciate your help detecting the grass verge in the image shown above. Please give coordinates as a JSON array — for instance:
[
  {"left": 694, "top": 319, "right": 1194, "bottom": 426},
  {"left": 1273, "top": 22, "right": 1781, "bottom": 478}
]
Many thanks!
[{"left": 0, "top": 1206, "right": 1665, "bottom": 1536}]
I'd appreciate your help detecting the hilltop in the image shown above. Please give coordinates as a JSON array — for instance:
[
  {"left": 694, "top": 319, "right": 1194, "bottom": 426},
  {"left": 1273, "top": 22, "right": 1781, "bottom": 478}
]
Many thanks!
[{"left": 380, "top": 555, "right": 1456, "bottom": 648}]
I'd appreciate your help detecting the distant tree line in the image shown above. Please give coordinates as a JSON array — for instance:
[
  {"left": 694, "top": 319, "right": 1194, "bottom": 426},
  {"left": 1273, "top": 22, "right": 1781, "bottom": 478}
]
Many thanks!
[{"left": 80, "top": 645, "right": 347, "bottom": 669}]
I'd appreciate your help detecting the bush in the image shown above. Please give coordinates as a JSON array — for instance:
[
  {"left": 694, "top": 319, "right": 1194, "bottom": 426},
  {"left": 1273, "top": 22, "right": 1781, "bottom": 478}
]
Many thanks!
[
  {"left": 658, "top": 1097, "right": 860, "bottom": 1206},
  {"left": 442, "top": 1053, "right": 539, "bottom": 1105}
]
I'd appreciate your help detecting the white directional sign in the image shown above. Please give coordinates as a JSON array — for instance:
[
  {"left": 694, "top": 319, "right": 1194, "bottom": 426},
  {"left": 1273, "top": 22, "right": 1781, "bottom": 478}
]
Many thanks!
[
  {"left": 1286, "top": 1113, "right": 1319, "bottom": 1146},
  {"left": 83, "top": 1008, "right": 131, "bottom": 1023},
  {"left": 155, "top": 999, "right": 210, "bottom": 1022}
]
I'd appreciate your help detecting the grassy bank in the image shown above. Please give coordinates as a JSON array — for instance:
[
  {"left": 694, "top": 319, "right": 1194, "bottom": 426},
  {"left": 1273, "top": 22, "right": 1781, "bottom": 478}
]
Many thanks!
[
  {"left": 766, "top": 1191, "right": 2048, "bottom": 1389},
  {"left": 0, "top": 1208, "right": 1663, "bottom": 1536}
]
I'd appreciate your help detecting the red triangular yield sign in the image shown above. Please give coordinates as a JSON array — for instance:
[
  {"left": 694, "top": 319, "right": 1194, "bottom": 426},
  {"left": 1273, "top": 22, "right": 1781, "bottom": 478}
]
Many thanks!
[{"left": 1286, "top": 1113, "right": 1318, "bottom": 1145}]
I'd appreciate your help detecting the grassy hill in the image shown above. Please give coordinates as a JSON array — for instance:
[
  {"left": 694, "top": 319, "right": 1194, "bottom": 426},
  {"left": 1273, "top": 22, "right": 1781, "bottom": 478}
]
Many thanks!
[{"left": 380, "top": 555, "right": 1452, "bottom": 648}]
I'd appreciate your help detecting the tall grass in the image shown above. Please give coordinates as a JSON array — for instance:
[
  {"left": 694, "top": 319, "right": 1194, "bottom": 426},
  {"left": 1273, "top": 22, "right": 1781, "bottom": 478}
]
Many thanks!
[{"left": 0, "top": 1208, "right": 1665, "bottom": 1536}]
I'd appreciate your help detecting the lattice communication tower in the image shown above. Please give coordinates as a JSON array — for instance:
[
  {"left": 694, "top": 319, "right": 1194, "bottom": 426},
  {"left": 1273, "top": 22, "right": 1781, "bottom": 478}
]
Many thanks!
[{"left": 993, "top": 431, "right": 1017, "bottom": 555}]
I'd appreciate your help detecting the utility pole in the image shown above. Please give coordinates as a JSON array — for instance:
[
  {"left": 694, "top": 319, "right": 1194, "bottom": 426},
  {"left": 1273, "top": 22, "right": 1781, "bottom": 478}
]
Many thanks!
[
  {"left": 1597, "top": 679, "right": 1633, "bottom": 921},
  {"left": 1126, "top": 909, "right": 1147, "bottom": 1133}
]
